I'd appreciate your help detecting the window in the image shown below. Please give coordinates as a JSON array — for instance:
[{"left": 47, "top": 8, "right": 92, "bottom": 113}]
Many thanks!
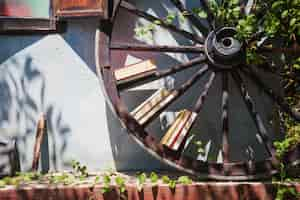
[
  {"left": 0, "top": 0, "right": 56, "bottom": 33},
  {"left": 54, "top": 0, "right": 105, "bottom": 18}
]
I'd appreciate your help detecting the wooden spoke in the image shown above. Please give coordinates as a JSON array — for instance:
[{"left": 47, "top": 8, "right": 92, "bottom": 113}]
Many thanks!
[
  {"left": 120, "top": 1, "right": 205, "bottom": 43},
  {"left": 221, "top": 72, "right": 230, "bottom": 163},
  {"left": 241, "top": 66, "right": 300, "bottom": 122},
  {"left": 110, "top": 42, "right": 204, "bottom": 53},
  {"left": 231, "top": 71, "right": 275, "bottom": 157},
  {"left": 259, "top": 44, "right": 300, "bottom": 55},
  {"left": 116, "top": 56, "right": 207, "bottom": 89},
  {"left": 115, "top": 59, "right": 157, "bottom": 85},
  {"left": 131, "top": 65, "right": 209, "bottom": 126},
  {"left": 161, "top": 109, "right": 197, "bottom": 151},
  {"left": 155, "top": 57, "right": 207, "bottom": 80},
  {"left": 240, "top": 0, "right": 246, "bottom": 14},
  {"left": 161, "top": 71, "right": 216, "bottom": 151},
  {"left": 169, "top": 0, "right": 209, "bottom": 35},
  {"left": 250, "top": 63, "right": 300, "bottom": 82},
  {"left": 200, "top": 0, "right": 215, "bottom": 30},
  {"left": 193, "top": 71, "right": 216, "bottom": 113}
]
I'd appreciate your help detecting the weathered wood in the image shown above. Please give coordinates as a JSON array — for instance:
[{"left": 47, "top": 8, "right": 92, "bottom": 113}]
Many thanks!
[
  {"left": 97, "top": 1, "right": 299, "bottom": 179},
  {"left": 221, "top": 72, "right": 230, "bottom": 163},
  {"left": 169, "top": 0, "right": 209, "bottom": 35},
  {"left": 259, "top": 44, "right": 300, "bottom": 55},
  {"left": 32, "top": 115, "right": 47, "bottom": 172},
  {"left": 117, "top": 57, "right": 207, "bottom": 90},
  {"left": 120, "top": 1, "right": 204, "bottom": 43},
  {"left": 231, "top": 71, "right": 276, "bottom": 157},
  {"left": 54, "top": 0, "right": 105, "bottom": 18},
  {"left": 110, "top": 43, "right": 204, "bottom": 53},
  {"left": 114, "top": 59, "right": 157, "bottom": 85},
  {"left": 193, "top": 72, "right": 216, "bottom": 113},
  {"left": 241, "top": 66, "right": 300, "bottom": 122},
  {"left": 160, "top": 72, "right": 215, "bottom": 152},
  {"left": 161, "top": 109, "right": 197, "bottom": 151},
  {"left": 0, "top": 17, "right": 58, "bottom": 34}
]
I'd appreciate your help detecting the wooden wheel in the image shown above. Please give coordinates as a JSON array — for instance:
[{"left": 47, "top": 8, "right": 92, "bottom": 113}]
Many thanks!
[{"left": 96, "top": 0, "right": 300, "bottom": 180}]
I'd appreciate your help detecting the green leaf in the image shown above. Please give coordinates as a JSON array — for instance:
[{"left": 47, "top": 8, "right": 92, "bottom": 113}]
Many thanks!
[
  {"left": 154, "top": 20, "right": 161, "bottom": 25},
  {"left": 115, "top": 176, "right": 125, "bottom": 186},
  {"left": 177, "top": 176, "right": 192, "bottom": 184},
  {"left": 294, "top": 64, "right": 300, "bottom": 69},
  {"left": 197, "top": 10, "right": 208, "bottom": 18},
  {"left": 0, "top": 180, "right": 6, "bottom": 188},
  {"left": 168, "top": 180, "right": 177, "bottom": 189},
  {"left": 165, "top": 12, "right": 176, "bottom": 24},
  {"left": 137, "top": 173, "right": 147, "bottom": 185},
  {"left": 192, "top": 8, "right": 207, "bottom": 18},
  {"left": 162, "top": 175, "right": 170, "bottom": 184},
  {"left": 281, "top": 10, "right": 289, "bottom": 19},
  {"left": 271, "top": 1, "right": 284, "bottom": 10},
  {"left": 290, "top": 18, "right": 297, "bottom": 27},
  {"left": 150, "top": 172, "right": 159, "bottom": 183}
]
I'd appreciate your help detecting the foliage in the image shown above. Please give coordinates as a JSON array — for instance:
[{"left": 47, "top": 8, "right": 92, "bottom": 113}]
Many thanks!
[
  {"left": 177, "top": 176, "right": 193, "bottom": 184},
  {"left": 48, "top": 172, "right": 75, "bottom": 185},
  {"left": 0, "top": 172, "right": 41, "bottom": 187},
  {"left": 71, "top": 160, "right": 88, "bottom": 180},
  {"left": 115, "top": 175, "right": 126, "bottom": 193},
  {"left": 101, "top": 173, "right": 112, "bottom": 194},
  {"left": 137, "top": 172, "right": 147, "bottom": 191},
  {"left": 150, "top": 172, "right": 159, "bottom": 183}
]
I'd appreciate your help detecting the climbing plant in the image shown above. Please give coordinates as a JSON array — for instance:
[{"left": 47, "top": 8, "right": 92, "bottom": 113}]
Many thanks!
[{"left": 135, "top": 0, "right": 300, "bottom": 164}]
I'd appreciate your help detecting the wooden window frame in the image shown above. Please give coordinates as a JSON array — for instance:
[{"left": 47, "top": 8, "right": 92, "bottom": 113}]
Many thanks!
[
  {"left": 0, "top": 0, "right": 108, "bottom": 34},
  {"left": 0, "top": 1, "right": 59, "bottom": 34},
  {"left": 53, "top": 0, "right": 107, "bottom": 19}
]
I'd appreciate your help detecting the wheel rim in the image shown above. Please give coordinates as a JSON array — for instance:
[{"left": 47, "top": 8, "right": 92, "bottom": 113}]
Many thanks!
[{"left": 96, "top": 0, "right": 300, "bottom": 180}]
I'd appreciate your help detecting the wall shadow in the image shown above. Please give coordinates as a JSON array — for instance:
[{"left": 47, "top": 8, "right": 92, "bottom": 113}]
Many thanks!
[{"left": 0, "top": 55, "right": 71, "bottom": 171}]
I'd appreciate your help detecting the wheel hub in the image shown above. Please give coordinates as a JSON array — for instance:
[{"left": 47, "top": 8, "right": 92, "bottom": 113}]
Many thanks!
[{"left": 205, "top": 27, "right": 244, "bottom": 69}]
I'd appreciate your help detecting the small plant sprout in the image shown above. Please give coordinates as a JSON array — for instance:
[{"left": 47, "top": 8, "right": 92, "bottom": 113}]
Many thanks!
[
  {"left": 177, "top": 176, "right": 192, "bottom": 185},
  {"left": 137, "top": 172, "right": 147, "bottom": 191},
  {"left": 71, "top": 160, "right": 88, "bottom": 180},
  {"left": 194, "top": 140, "right": 205, "bottom": 155},
  {"left": 150, "top": 172, "right": 159, "bottom": 184},
  {"left": 115, "top": 175, "right": 126, "bottom": 194},
  {"left": 101, "top": 173, "right": 111, "bottom": 194}
]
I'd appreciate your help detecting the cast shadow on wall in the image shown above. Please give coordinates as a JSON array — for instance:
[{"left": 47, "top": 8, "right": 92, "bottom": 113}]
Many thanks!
[{"left": 0, "top": 56, "right": 71, "bottom": 172}]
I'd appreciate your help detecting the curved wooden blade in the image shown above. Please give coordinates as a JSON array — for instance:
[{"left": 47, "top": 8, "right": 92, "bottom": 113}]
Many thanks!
[
  {"left": 116, "top": 56, "right": 207, "bottom": 89},
  {"left": 131, "top": 65, "right": 209, "bottom": 126},
  {"left": 169, "top": 0, "right": 209, "bottom": 34},
  {"left": 120, "top": 1, "right": 204, "bottom": 43},
  {"left": 241, "top": 66, "right": 300, "bottom": 122},
  {"left": 110, "top": 42, "right": 204, "bottom": 53},
  {"left": 231, "top": 71, "right": 275, "bottom": 157},
  {"left": 221, "top": 72, "right": 230, "bottom": 163}
]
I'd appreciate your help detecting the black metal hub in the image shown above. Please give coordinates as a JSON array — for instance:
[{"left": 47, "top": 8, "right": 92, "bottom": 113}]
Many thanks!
[{"left": 205, "top": 27, "right": 244, "bottom": 69}]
